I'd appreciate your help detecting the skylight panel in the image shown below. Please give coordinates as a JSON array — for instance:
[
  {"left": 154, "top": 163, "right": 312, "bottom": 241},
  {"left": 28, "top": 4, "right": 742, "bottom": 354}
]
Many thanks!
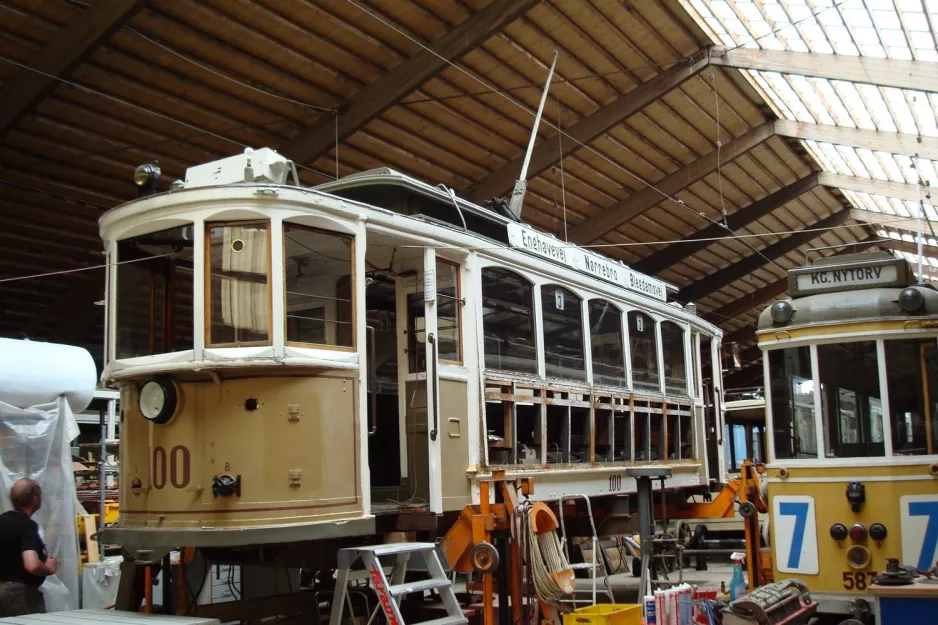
[
  {"left": 842, "top": 7, "right": 875, "bottom": 30},
  {"left": 820, "top": 142, "right": 852, "bottom": 174},
  {"left": 880, "top": 88, "right": 919, "bottom": 135},
  {"left": 837, "top": 144, "right": 872, "bottom": 177},
  {"left": 765, "top": 73, "right": 816, "bottom": 121},
  {"left": 764, "top": 3, "right": 789, "bottom": 24},
  {"left": 906, "top": 14, "right": 933, "bottom": 33},
  {"left": 855, "top": 84, "right": 896, "bottom": 131},
  {"left": 804, "top": 140, "right": 837, "bottom": 170},
  {"left": 871, "top": 10, "right": 902, "bottom": 31},
  {"left": 875, "top": 151, "right": 906, "bottom": 181},
  {"left": 811, "top": 79, "right": 855, "bottom": 125},
  {"left": 787, "top": 74, "right": 834, "bottom": 123},
  {"left": 909, "top": 93, "right": 938, "bottom": 137},
  {"left": 856, "top": 148, "right": 889, "bottom": 179},
  {"left": 738, "top": 1, "right": 765, "bottom": 23},
  {"left": 750, "top": 71, "right": 793, "bottom": 117}
]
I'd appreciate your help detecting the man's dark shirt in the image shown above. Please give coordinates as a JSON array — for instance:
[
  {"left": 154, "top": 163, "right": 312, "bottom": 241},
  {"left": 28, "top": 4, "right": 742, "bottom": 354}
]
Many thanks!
[{"left": 0, "top": 510, "right": 46, "bottom": 586}]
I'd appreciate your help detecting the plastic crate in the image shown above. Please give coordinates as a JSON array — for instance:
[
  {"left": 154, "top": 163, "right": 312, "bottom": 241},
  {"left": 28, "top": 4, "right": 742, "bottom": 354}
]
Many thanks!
[{"left": 562, "top": 604, "right": 642, "bottom": 625}]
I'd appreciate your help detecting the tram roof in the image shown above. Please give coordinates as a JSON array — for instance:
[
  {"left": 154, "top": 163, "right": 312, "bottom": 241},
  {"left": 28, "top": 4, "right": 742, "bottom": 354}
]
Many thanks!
[{"left": 0, "top": 0, "right": 935, "bottom": 376}]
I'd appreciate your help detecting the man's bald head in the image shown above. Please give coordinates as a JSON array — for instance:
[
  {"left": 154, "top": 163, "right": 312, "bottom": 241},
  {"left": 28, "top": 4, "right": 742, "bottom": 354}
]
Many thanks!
[{"left": 10, "top": 478, "right": 42, "bottom": 511}]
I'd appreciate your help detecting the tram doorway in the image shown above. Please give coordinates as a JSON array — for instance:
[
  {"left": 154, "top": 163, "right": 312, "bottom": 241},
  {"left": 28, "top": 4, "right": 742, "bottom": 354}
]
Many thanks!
[{"left": 364, "top": 242, "right": 433, "bottom": 512}]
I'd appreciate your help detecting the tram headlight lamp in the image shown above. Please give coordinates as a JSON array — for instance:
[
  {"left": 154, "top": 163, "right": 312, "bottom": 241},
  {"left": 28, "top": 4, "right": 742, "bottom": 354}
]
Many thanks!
[
  {"left": 846, "top": 481, "right": 866, "bottom": 512},
  {"left": 138, "top": 378, "right": 178, "bottom": 425},
  {"left": 769, "top": 300, "right": 794, "bottom": 324},
  {"left": 898, "top": 287, "right": 925, "bottom": 313},
  {"left": 134, "top": 163, "right": 161, "bottom": 197},
  {"left": 869, "top": 523, "right": 887, "bottom": 541},
  {"left": 846, "top": 545, "right": 871, "bottom": 570}
]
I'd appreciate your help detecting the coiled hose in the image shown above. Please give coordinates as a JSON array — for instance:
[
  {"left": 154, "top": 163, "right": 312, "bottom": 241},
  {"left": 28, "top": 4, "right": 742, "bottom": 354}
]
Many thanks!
[{"left": 518, "top": 502, "right": 574, "bottom": 603}]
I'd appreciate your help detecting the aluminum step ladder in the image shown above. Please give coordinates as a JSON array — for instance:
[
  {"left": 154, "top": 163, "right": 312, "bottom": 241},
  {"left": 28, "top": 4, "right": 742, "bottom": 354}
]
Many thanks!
[
  {"left": 329, "top": 543, "right": 468, "bottom": 625},
  {"left": 558, "top": 494, "right": 615, "bottom": 605}
]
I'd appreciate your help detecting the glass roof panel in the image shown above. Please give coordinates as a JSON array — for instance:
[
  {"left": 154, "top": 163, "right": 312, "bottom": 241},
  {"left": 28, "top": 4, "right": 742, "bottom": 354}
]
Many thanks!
[{"left": 686, "top": 0, "right": 937, "bottom": 236}]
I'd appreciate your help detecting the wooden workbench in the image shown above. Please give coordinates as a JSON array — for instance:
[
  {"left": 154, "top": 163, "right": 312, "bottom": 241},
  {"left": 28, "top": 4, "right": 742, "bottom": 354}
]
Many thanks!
[{"left": 869, "top": 579, "right": 938, "bottom": 623}]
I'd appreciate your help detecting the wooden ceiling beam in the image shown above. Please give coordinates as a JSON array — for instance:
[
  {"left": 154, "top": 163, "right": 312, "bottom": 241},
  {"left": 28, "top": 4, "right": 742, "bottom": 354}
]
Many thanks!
[
  {"left": 569, "top": 121, "right": 775, "bottom": 244},
  {"left": 775, "top": 119, "right": 938, "bottom": 161},
  {"left": 633, "top": 173, "right": 819, "bottom": 276},
  {"left": 0, "top": 0, "right": 146, "bottom": 138},
  {"left": 677, "top": 208, "right": 851, "bottom": 303},
  {"left": 703, "top": 236, "right": 876, "bottom": 324},
  {"left": 279, "top": 0, "right": 540, "bottom": 166},
  {"left": 819, "top": 172, "right": 933, "bottom": 204},
  {"left": 849, "top": 208, "right": 937, "bottom": 233},
  {"left": 464, "top": 49, "right": 712, "bottom": 203},
  {"left": 710, "top": 47, "right": 938, "bottom": 94},
  {"left": 877, "top": 238, "right": 938, "bottom": 257}
]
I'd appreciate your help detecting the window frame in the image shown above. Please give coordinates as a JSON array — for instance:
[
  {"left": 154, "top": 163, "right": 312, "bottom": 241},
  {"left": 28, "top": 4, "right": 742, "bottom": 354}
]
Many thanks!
[
  {"left": 204, "top": 220, "right": 273, "bottom": 348},
  {"left": 539, "top": 283, "right": 587, "bottom": 382},
  {"left": 586, "top": 298, "right": 627, "bottom": 388},
  {"left": 626, "top": 309, "right": 662, "bottom": 395},
  {"left": 479, "top": 265, "right": 539, "bottom": 375},
  {"left": 435, "top": 257, "right": 463, "bottom": 365},
  {"left": 281, "top": 222, "right": 357, "bottom": 352},
  {"left": 660, "top": 319, "right": 690, "bottom": 398}
]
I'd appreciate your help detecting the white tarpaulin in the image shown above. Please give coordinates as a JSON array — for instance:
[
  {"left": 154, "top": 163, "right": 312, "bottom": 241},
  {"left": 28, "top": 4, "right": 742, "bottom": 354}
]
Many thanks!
[{"left": 0, "top": 338, "right": 97, "bottom": 612}]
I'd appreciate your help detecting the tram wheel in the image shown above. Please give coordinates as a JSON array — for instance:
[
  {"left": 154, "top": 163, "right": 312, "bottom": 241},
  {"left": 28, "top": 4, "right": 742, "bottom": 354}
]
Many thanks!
[{"left": 469, "top": 542, "right": 499, "bottom": 574}]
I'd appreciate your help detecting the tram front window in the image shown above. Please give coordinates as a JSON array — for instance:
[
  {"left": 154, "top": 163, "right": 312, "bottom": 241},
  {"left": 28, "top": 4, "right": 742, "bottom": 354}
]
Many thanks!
[
  {"left": 116, "top": 225, "right": 194, "bottom": 358},
  {"left": 283, "top": 224, "right": 353, "bottom": 348},
  {"left": 768, "top": 347, "right": 817, "bottom": 459},
  {"left": 817, "top": 341, "right": 884, "bottom": 458},
  {"left": 207, "top": 222, "right": 270, "bottom": 346},
  {"left": 885, "top": 339, "right": 938, "bottom": 456}
]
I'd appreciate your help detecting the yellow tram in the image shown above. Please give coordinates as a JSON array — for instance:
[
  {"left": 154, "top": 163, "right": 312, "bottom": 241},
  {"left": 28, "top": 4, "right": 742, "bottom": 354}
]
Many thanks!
[
  {"left": 757, "top": 251, "right": 938, "bottom": 621},
  {"left": 98, "top": 148, "right": 729, "bottom": 568}
]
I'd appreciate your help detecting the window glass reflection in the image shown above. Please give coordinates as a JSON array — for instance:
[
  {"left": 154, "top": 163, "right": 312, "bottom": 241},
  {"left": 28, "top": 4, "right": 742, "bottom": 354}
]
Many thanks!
[
  {"left": 629, "top": 311, "right": 659, "bottom": 392},
  {"left": 589, "top": 300, "right": 625, "bottom": 387},
  {"left": 541, "top": 285, "right": 585, "bottom": 381},
  {"left": 768, "top": 347, "right": 817, "bottom": 459},
  {"left": 661, "top": 321, "right": 687, "bottom": 395},
  {"left": 885, "top": 339, "right": 938, "bottom": 456},
  {"left": 481, "top": 268, "right": 537, "bottom": 374},
  {"left": 817, "top": 341, "right": 884, "bottom": 458}
]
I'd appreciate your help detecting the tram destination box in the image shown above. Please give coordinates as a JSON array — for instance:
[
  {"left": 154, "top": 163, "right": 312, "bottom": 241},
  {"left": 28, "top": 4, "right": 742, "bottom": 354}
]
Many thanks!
[{"left": 787, "top": 255, "right": 912, "bottom": 298}]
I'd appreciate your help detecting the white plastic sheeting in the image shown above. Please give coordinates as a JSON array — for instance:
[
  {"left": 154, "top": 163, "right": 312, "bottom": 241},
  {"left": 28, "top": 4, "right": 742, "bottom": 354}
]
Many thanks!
[
  {"left": 81, "top": 556, "right": 122, "bottom": 610},
  {"left": 0, "top": 338, "right": 97, "bottom": 413},
  {"left": 0, "top": 338, "right": 96, "bottom": 612}
]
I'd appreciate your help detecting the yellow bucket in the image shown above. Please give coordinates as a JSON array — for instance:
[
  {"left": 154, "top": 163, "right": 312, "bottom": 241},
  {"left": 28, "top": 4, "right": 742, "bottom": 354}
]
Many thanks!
[{"left": 562, "top": 604, "right": 642, "bottom": 625}]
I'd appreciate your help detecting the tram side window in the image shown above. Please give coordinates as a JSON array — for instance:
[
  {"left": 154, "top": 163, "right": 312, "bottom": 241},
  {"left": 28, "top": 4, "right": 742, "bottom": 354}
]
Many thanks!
[
  {"left": 116, "top": 225, "right": 194, "bottom": 358},
  {"left": 768, "top": 347, "right": 818, "bottom": 459},
  {"left": 207, "top": 222, "right": 270, "bottom": 346},
  {"left": 885, "top": 339, "right": 938, "bottom": 456},
  {"left": 407, "top": 259, "right": 462, "bottom": 371},
  {"left": 284, "top": 224, "right": 353, "bottom": 348},
  {"left": 481, "top": 268, "right": 537, "bottom": 374},
  {"left": 817, "top": 341, "right": 884, "bottom": 458},
  {"left": 541, "top": 285, "right": 585, "bottom": 381},
  {"left": 661, "top": 321, "right": 687, "bottom": 396},
  {"left": 629, "top": 311, "right": 660, "bottom": 392},
  {"left": 589, "top": 300, "right": 626, "bottom": 387}
]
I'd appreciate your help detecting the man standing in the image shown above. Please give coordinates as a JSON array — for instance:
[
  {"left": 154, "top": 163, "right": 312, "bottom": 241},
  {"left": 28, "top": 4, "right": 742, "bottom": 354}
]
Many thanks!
[{"left": 0, "top": 478, "right": 57, "bottom": 616}]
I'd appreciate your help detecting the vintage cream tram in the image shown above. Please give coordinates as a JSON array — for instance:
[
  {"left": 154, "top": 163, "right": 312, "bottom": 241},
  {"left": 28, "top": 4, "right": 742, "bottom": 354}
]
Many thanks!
[
  {"left": 758, "top": 251, "right": 938, "bottom": 622},
  {"left": 98, "top": 148, "right": 727, "bottom": 561}
]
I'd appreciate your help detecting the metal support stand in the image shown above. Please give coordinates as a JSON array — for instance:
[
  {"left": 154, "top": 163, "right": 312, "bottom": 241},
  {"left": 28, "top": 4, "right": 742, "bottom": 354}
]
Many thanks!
[{"left": 627, "top": 467, "right": 672, "bottom": 596}]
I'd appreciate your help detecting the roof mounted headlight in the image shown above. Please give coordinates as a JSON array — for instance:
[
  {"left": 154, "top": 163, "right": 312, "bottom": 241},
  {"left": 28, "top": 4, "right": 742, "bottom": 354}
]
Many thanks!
[
  {"left": 139, "top": 378, "right": 178, "bottom": 425},
  {"left": 770, "top": 300, "right": 794, "bottom": 324},
  {"left": 134, "top": 163, "right": 161, "bottom": 197},
  {"left": 898, "top": 287, "right": 924, "bottom": 313}
]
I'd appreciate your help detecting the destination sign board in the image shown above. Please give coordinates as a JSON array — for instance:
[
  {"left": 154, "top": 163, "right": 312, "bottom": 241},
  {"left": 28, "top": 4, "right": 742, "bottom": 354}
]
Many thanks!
[
  {"left": 506, "top": 222, "right": 668, "bottom": 302},
  {"left": 789, "top": 257, "right": 911, "bottom": 297}
]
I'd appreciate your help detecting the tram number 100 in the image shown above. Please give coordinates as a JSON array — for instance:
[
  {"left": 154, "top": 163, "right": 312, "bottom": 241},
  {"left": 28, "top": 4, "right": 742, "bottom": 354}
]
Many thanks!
[
  {"left": 152, "top": 445, "right": 191, "bottom": 489},
  {"left": 608, "top": 475, "right": 623, "bottom": 492}
]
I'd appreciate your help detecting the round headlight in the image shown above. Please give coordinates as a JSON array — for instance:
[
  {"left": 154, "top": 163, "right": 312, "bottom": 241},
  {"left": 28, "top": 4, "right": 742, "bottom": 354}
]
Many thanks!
[
  {"left": 770, "top": 300, "right": 794, "bottom": 324},
  {"left": 139, "top": 379, "right": 178, "bottom": 424},
  {"left": 846, "top": 544, "right": 871, "bottom": 570},
  {"left": 134, "top": 163, "right": 160, "bottom": 187},
  {"left": 898, "top": 287, "right": 925, "bottom": 313}
]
